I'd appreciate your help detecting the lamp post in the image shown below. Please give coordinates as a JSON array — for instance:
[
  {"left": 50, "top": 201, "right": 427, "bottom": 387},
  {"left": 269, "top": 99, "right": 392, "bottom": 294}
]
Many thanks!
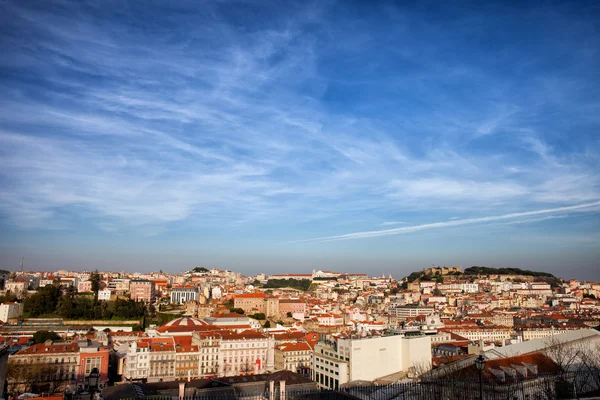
[
  {"left": 475, "top": 355, "right": 486, "bottom": 400},
  {"left": 87, "top": 368, "right": 100, "bottom": 400}
]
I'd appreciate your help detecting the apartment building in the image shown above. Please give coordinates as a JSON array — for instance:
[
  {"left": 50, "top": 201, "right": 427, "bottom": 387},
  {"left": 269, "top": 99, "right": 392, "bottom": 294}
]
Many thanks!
[
  {"left": 9, "top": 341, "right": 80, "bottom": 392},
  {"left": 170, "top": 287, "right": 199, "bottom": 304},
  {"left": 389, "top": 305, "right": 435, "bottom": 320},
  {"left": 0, "top": 302, "right": 24, "bottom": 322},
  {"left": 129, "top": 280, "right": 156, "bottom": 302},
  {"left": 279, "top": 299, "right": 306, "bottom": 318},
  {"left": 107, "top": 278, "right": 130, "bottom": 293},
  {"left": 9, "top": 339, "right": 110, "bottom": 392},
  {"left": 440, "top": 326, "right": 515, "bottom": 342},
  {"left": 234, "top": 293, "right": 279, "bottom": 316},
  {"left": 98, "top": 289, "right": 112, "bottom": 301},
  {"left": 275, "top": 342, "right": 313, "bottom": 372},
  {"left": 219, "top": 330, "right": 275, "bottom": 376},
  {"left": 77, "top": 338, "right": 111, "bottom": 390},
  {"left": 77, "top": 280, "right": 92, "bottom": 293},
  {"left": 4, "top": 280, "right": 27, "bottom": 297}
]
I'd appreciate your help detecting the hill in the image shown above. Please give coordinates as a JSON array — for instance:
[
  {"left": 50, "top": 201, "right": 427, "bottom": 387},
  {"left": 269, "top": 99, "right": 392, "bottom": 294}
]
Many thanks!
[{"left": 463, "top": 266, "right": 555, "bottom": 278}]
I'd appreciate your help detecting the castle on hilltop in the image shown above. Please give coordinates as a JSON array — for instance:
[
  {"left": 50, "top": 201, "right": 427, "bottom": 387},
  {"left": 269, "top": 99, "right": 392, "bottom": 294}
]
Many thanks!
[{"left": 422, "top": 265, "right": 462, "bottom": 276}]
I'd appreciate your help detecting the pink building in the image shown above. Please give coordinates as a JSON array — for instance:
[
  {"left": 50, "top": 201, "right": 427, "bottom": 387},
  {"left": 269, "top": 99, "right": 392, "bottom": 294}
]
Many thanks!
[
  {"left": 77, "top": 280, "right": 92, "bottom": 293},
  {"left": 279, "top": 299, "right": 306, "bottom": 317},
  {"left": 129, "top": 280, "right": 156, "bottom": 302}
]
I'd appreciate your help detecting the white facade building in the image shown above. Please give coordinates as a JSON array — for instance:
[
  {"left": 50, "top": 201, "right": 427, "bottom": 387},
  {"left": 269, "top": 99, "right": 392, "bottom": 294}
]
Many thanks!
[
  {"left": 218, "top": 331, "right": 275, "bottom": 376},
  {"left": 312, "top": 334, "right": 431, "bottom": 389},
  {"left": 98, "top": 289, "right": 112, "bottom": 301},
  {"left": 211, "top": 286, "right": 222, "bottom": 299},
  {"left": 0, "top": 302, "right": 24, "bottom": 322},
  {"left": 170, "top": 287, "right": 199, "bottom": 304}
]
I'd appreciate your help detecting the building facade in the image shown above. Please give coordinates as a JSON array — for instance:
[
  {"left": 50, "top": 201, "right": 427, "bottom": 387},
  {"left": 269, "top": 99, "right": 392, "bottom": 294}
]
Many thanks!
[
  {"left": 129, "top": 280, "right": 156, "bottom": 302},
  {"left": 312, "top": 334, "right": 431, "bottom": 390},
  {"left": 0, "top": 302, "right": 24, "bottom": 322},
  {"left": 275, "top": 342, "right": 313, "bottom": 373},
  {"left": 171, "top": 287, "right": 199, "bottom": 304}
]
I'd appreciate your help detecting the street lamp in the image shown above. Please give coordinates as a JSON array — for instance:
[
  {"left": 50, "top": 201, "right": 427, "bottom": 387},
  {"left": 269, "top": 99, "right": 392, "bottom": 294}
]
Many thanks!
[
  {"left": 475, "top": 355, "right": 486, "bottom": 400},
  {"left": 86, "top": 367, "right": 100, "bottom": 400}
]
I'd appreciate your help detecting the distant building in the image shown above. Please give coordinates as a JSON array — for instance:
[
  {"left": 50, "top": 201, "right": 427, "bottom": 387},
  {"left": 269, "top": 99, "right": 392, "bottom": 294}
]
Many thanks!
[
  {"left": 234, "top": 293, "right": 279, "bottom": 317},
  {"left": 0, "top": 302, "right": 23, "bottom": 322},
  {"left": 4, "top": 280, "right": 27, "bottom": 297},
  {"left": 170, "top": 287, "right": 199, "bottom": 304},
  {"left": 77, "top": 280, "right": 92, "bottom": 293},
  {"left": 279, "top": 299, "right": 306, "bottom": 318},
  {"left": 422, "top": 266, "right": 462, "bottom": 276},
  {"left": 275, "top": 342, "right": 313, "bottom": 373},
  {"left": 98, "top": 289, "right": 112, "bottom": 301},
  {"left": 129, "top": 280, "right": 156, "bottom": 302},
  {"left": 211, "top": 286, "right": 222, "bottom": 299},
  {"left": 389, "top": 305, "right": 435, "bottom": 320}
]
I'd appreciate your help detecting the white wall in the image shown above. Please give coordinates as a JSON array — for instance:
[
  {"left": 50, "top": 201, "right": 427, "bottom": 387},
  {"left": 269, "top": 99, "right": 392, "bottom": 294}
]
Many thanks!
[
  {"left": 401, "top": 335, "right": 432, "bottom": 374},
  {"left": 348, "top": 335, "right": 404, "bottom": 381}
]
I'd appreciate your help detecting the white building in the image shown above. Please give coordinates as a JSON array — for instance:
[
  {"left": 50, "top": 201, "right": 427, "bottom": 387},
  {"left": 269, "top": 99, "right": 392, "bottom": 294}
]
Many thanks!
[
  {"left": 218, "top": 331, "right": 274, "bottom": 376},
  {"left": 170, "top": 287, "right": 199, "bottom": 304},
  {"left": 107, "top": 278, "right": 130, "bottom": 293},
  {"left": 211, "top": 286, "right": 222, "bottom": 299},
  {"left": 0, "top": 302, "right": 24, "bottom": 322},
  {"left": 389, "top": 305, "right": 434, "bottom": 320},
  {"left": 98, "top": 289, "right": 112, "bottom": 301},
  {"left": 312, "top": 333, "right": 431, "bottom": 389}
]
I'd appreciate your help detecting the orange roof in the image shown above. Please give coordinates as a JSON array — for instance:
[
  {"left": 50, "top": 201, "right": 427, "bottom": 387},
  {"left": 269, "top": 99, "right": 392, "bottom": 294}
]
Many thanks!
[
  {"left": 278, "top": 342, "right": 313, "bottom": 352},
  {"left": 235, "top": 293, "right": 267, "bottom": 298},
  {"left": 15, "top": 342, "right": 79, "bottom": 355}
]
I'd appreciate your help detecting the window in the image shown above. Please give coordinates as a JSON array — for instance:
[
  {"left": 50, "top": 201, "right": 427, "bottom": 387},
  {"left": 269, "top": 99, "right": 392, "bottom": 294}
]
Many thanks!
[{"left": 85, "top": 357, "right": 102, "bottom": 375}]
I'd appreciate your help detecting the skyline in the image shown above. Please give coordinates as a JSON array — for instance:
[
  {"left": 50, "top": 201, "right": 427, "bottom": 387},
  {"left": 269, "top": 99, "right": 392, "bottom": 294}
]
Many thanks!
[{"left": 1, "top": 1, "right": 599, "bottom": 280}]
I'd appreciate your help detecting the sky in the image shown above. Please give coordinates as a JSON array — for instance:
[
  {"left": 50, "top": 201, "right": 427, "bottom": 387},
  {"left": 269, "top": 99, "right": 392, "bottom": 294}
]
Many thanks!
[{"left": 0, "top": 0, "right": 599, "bottom": 280}]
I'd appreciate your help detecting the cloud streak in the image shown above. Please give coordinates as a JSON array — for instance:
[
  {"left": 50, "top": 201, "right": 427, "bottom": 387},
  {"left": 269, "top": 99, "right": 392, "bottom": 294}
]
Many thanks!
[{"left": 286, "top": 202, "right": 600, "bottom": 243}]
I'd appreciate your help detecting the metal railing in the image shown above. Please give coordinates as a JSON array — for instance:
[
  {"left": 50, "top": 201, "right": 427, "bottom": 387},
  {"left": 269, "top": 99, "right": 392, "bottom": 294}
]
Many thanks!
[{"left": 119, "top": 368, "right": 600, "bottom": 400}]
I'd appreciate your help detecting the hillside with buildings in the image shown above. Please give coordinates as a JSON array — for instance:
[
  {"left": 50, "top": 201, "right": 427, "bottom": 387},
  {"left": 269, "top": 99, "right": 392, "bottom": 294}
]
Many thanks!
[{"left": 0, "top": 266, "right": 598, "bottom": 398}]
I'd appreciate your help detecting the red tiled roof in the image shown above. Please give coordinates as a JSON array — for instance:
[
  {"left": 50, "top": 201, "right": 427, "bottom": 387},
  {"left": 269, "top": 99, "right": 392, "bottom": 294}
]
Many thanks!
[
  {"left": 15, "top": 342, "right": 79, "bottom": 355},
  {"left": 235, "top": 293, "right": 266, "bottom": 298},
  {"left": 278, "top": 342, "right": 313, "bottom": 352}
]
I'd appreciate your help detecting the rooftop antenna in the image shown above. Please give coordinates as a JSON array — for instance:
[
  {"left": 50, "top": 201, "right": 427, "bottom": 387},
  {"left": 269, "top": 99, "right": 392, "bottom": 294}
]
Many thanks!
[{"left": 20, "top": 256, "right": 24, "bottom": 273}]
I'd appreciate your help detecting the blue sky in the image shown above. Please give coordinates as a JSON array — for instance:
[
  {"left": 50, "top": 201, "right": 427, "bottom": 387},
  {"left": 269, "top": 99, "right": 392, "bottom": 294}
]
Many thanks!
[{"left": 0, "top": 0, "right": 599, "bottom": 279}]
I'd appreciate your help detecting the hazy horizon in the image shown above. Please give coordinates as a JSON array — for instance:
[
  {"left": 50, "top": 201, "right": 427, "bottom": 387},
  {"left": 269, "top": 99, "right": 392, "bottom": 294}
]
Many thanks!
[{"left": 1, "top": 1, "right": 599, "bottom": 281}]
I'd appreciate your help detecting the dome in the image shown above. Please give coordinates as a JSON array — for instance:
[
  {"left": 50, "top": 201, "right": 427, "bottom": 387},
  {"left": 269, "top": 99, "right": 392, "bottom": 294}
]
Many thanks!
[{"left": 156, "top": 316, "right": 209, "bottom": 333}]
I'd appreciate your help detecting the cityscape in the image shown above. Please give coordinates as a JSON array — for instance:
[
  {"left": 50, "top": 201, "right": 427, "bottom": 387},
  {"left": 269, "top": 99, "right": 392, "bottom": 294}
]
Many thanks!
[
  {"left": 1, "top": 0, "right": 599, "bottom": 399},
  {"left": 0, "top": 266, "right": 599, "bottom": 399}
]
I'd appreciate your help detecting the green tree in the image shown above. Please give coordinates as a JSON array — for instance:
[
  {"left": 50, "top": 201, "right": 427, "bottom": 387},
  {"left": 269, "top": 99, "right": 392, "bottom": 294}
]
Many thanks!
[
  {"left": 33, "top": 330, "right": 61, "bottom": 344},
  {"left": 286, "top": 312, "right": 293, "bottom": 318},
  {"left": 23, "top": 285, "right": 61, "bottom": 317},
  {"left": 263, "top": 321, "right": 271, "bottom": 328},
  {"left": 249, "top": 313, "right": 266, "bottom": 320},
  {"left": 89, "top": 270, "right": 102, "bottom": 303}
]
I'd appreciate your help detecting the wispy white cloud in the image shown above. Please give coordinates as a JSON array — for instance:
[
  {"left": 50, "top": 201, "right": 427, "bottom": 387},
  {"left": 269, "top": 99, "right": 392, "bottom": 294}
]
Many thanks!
[
  {"left": 0, "top": 0, "right": 598, "bottom": 240},
  {"left": 287, "top": 202, "right": 600, "bottom": 243}
]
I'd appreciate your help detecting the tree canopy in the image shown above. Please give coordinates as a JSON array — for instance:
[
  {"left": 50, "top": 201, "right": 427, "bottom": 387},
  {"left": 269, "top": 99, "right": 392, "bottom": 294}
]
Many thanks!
[
  {"left": 24, "top": 285, "right": 147, "bottom": 320},
  {"left": 464, "top": 266, "right": 555, "bottom": 277},
  {"left": 33, "top": 330, "right": 61, "bottom": 343},
  {"left": 263, "top": 279, "right": 311, "bottom": 291}
]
